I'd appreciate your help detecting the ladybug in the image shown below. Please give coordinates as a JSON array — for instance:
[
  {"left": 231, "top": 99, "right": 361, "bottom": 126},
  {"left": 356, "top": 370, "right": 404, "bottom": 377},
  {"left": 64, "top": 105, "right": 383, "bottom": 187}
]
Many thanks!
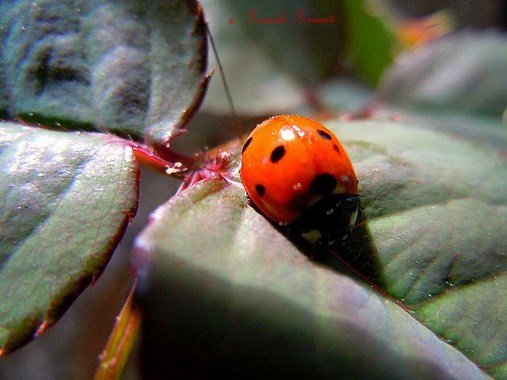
[{"left": 240, "top": 115, "right": 360, "bottom": 245}]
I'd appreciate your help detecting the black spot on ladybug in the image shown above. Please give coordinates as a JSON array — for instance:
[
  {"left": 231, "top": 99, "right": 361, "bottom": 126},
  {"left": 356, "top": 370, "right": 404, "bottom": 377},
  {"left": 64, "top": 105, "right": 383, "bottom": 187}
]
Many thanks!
[
  {"left": 270, "top": 145, "right": 286, "bottom": 163},
  {"left": 310, "top": 174, "right": 337, "bottom": 195},
  {"left": 317, "top": 130, "right": 332, "bottom": 140},
  {"left": 255, "top": 184, "right": 266, "bottom": 196},
  {"left": 333, "top": 144, "right": 340, "bottom": 153},
  {"left": 242, "top": 137, "right": 253, "bottom": 154}
]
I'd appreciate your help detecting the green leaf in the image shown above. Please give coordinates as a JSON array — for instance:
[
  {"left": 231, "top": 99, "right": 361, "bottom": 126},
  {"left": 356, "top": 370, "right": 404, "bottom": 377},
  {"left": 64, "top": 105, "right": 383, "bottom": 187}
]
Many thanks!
[
  {"left": 378, "top": 31, "right": 507, "bottom": 116},
  {"left": 134, "top": 116, "right": 506, "bottom": 377},
  {"left": 343, "top": 117, "right": 507, "bottom": 358},
  {"left": 0, "top": 122, "right": 139, "bottom": 355},
  {"left": 343, "top": 0, "right": 400, "bottom": 87},
  {"left": 350, "top": 118, "right": 507, "bottom": 379},
  {"left": 0, "top": 0, "right": 208, "bottom": 144}
]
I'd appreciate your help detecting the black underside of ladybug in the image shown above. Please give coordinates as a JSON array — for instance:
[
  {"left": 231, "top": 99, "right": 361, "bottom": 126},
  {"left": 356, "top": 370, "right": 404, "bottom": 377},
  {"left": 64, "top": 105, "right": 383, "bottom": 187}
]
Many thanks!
[{"left": 284, "top": 193, "right": 361, "bottom": 249}]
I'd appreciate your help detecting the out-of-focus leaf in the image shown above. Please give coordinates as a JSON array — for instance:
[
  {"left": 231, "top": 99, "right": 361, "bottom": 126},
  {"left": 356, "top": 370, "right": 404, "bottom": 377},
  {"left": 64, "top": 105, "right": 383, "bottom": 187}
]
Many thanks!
[
  {"left": 0, "top": 122, "right": 139, "bottom": 355},
  {"left": 134, "top": 114, "right": 506, "bottom": 377},
  {"left": 343, "top": 0, "right": 400, "bottom": 87},
  {"left": 200, "top": 0, "right": 306, "bottom": 116},
  {"left": 316, "top": 78, "right": 373, "bottom": 113},
  {"left": 219, "top": 0, "right": 341, "bottom": 85},
  {"left": 378, "top": 31, "right": 507, "bottom": 117},
  {"left": 0, "top": 0, "right": 208, "bottom": 145}
]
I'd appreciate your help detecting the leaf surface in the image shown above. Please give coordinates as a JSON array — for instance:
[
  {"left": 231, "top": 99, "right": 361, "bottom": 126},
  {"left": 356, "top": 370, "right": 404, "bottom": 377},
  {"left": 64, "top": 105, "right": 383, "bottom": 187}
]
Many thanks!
[
  {"left": 134, "top": 116, "right": 506, "bottom": 377},
  {"left": 378, "top": 31, "right": 507, "bottom": 117},
  {"left": 0, "top": 122, "right": 139, "bottom": 354},
  {"left": 0, "top": 0, "right": 208, "bottom": 144}
]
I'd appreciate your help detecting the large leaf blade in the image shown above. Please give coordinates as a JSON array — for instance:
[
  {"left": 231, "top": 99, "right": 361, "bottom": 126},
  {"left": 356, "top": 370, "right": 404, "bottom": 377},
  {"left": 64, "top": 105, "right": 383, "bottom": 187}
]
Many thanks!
[
  {"left": 134, "top": 113, "right": 507, "bottom": 376},
  {"left": 134, "top": 176, "right": 490, "bottom": 378},
  {"left": 0, "top": 0, "right": 208, "bottom": 143},
  {"left": 0, "top": 122, "right": 139, "bottom": 355},
  {"left": 336, "top": 119, "right": 507, "bottom": 377}
]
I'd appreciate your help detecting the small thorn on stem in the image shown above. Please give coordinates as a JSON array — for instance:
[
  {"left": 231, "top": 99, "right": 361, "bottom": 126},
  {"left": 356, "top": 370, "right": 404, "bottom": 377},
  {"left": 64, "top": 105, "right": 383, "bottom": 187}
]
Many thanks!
[{"left": 34, "top": 320, "right": 50, "bottom": 337}]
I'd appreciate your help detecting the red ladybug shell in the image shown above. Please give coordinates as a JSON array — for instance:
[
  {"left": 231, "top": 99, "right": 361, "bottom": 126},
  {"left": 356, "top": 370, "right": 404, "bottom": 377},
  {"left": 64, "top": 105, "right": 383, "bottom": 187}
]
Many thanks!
[{"left": 240, "top": 115, "right": 358, "bottom": 224}]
